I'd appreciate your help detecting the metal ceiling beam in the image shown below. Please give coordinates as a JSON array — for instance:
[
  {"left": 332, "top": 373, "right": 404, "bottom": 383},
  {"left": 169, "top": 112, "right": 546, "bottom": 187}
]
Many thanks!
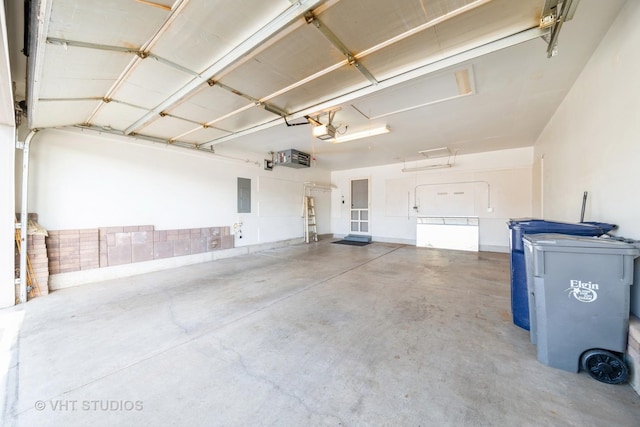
[
  {"left": 169, "top": 123, "right": 231, "bottom": 143},
  {"left": 84, "top": 0, "right": 191, "bottom": 125},
  {"left": 259, "top": 61, "right": 346, "bottom": 103},
  {"left": 46, "top": 37, "right": 138, "bottom": 54},
  {"left": 542, "top": 0, "right": 560, "bottom": 21},
  {"left": 162, "top": 77, "right": 291, "bottom": 142},
  {"left": 546, "top": 0, "right": 577, "bottom": 57},
  {"left": 260, "top": 0, "right": 492, "bottom": 107},
  {"left": 140, "top": 0, "right": 191, "bottom": 53},
  {"left": 27, "top": 0, "right": 55, "bottom": 129},
  {"left": 39, "top": 97, "right": 103, "bottom": 103},
  {"left": 38, "top": 97, "right": 152, "bottom": 127},
  {"left": 304, "top": 11, "right": 378, "bottom": 85},
  {"left": 239, "top": 2, "right": 494, "bottom": 133},
  {"left": 295, "top": 27, "right": 549, "bottom": 121},
  {"left": 213, "top": 81, "right": 261, "bottom": 105},
  {"left": 355, "top": 0, "right": 493, "bottom": 59},
  {"left": 71, "top": 124, "right": 261, "bottom": 167},
  {"left": 189, "top": 1, "right": 546, "bottom": 148},
  {"left": 203, "top": 0, "right": 344, "bottom": 82},
  {"left": 542, "top": 0, "right": 580, "bottom": 22},
  {"left": 40, "top": 70, "right": 276, "bottom": 141},
  {"left": 40, "top": 0, "right": 492, "bottom": 144},
  {"left": 46, "top": 37, "right": 201, "bottom": 77},
  {"left": 157, "top": 79, "right": 287, "bottom": 141},
  {"left": 123, "top": 0, "right": 326, "bottom": 136},
  {"left": 199, "top": 26, "right": 550, "bottom": 148},
  {"left": 74, "top": 123, "right": 196, "bottom": 147},
  {"left": 203, "top": 103, "right": 256, "bottom": 127}
]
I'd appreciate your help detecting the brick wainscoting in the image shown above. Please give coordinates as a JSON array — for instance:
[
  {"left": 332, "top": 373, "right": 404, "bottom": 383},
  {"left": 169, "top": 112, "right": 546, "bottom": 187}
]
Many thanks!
[
  {"left": 47, "top": 225, "right": 233, "bottom": 275},
  {"left": 26, "top": 235, "right": 50, "bottom": 295}
]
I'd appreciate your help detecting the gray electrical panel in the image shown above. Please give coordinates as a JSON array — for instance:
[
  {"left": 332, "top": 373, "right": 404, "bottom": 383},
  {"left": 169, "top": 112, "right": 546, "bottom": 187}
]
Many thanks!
[
  {"left": 276, "top": 149, "right": 311, "bottom": 168},
  {"left": 237, "top": 177, "right": 251, "bottom": 213}
]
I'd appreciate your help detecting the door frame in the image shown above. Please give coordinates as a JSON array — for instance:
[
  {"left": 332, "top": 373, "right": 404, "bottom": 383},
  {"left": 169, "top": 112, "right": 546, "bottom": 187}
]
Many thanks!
[{"left": 349, "top": 177, "right": 371, "bottom": 235}]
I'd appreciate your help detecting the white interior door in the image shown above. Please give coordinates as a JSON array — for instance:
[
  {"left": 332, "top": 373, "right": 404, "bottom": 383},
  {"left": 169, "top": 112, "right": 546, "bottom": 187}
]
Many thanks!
[{"left": 350, "top": 178, "right": 369, "bottom": 235}]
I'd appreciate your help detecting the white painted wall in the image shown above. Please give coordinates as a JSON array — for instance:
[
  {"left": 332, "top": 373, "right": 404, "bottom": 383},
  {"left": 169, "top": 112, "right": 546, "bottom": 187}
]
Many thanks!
[
  {"left": 534, "top": 1, "right": 640, "bottom": 314},
  {"left": 331, "top": 147, "right": 533, "bottom": 252},
  {"left": 25, "top": 128, "right": 331, "bottom": 246}
]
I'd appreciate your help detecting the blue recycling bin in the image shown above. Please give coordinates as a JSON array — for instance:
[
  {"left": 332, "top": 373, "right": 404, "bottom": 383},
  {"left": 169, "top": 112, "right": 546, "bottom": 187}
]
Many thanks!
[{"left": 507, "top": 219, "right": 616, "bottom": 330}]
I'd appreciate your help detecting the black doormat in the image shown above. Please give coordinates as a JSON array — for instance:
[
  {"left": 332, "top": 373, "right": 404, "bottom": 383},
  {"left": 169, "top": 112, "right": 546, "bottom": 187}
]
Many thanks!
[{"left": 332, "top": 240, "right": 371, "bottom": 246}]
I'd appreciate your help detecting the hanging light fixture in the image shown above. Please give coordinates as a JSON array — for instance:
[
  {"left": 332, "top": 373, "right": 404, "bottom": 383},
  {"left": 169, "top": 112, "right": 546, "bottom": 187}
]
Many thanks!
[
  {"left": 402, "top": 148, "right": 457, "bottom": 172},
  {"left": 312, "top": 123, "right": 336, "bottom": 140}
]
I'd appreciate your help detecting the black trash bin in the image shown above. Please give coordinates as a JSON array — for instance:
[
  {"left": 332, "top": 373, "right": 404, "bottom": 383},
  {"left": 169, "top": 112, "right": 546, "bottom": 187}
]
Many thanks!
[{"left": 507, "top": 219, "right": 615, "bottom": 330}]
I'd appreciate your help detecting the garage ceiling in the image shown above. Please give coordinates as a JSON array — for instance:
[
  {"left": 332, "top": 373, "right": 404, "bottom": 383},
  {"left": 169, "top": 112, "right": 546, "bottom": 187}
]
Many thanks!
[{"left": 18, "top": 0, "right": 624, "bottom": 169}]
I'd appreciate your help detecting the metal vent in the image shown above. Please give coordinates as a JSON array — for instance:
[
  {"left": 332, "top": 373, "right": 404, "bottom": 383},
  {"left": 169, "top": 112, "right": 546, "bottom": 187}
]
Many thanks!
[{"left": 276, "top": 149, "right": 311, "bottom": 168}]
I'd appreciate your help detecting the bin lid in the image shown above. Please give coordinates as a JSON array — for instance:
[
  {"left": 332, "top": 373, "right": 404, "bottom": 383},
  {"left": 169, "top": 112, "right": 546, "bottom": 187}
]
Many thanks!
[
  {"left": 523, "top": 233, "right": 640, "bottom": 256},
  {"left": 507, "top": 219, "right": 609, "bottom": 235}
]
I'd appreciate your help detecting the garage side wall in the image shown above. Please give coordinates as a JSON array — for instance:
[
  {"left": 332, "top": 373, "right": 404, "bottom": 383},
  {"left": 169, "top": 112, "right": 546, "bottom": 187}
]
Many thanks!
[
  {"left": 533, "top": 1, "right": 640, "bottom": 316},
  {"left": 534, "top": 0, "right": 640, "bottom": 235},
  {"left": 19, "top": 128, "right": 331, "bottom": 290},
  {"left": 535, "top": 4, "right": 640, "bottom": 393}
]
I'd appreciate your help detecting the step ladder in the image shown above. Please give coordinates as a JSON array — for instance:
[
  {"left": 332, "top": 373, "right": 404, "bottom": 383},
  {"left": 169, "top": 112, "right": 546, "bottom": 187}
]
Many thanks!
[{"left": 304, "top": 196, "right": 318, "bottom": 243}]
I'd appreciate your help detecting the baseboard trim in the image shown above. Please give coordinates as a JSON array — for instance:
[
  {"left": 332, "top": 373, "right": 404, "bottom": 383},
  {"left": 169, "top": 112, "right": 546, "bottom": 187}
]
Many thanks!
[
  {"left": 479, "top": 245, "right": 510, "bottom": 253},
  {"left": 331, "top": 235, "right": 509, "bottom": 252},
  {"left": 48, "top": 237, "right": 305, "bottom": 290}
]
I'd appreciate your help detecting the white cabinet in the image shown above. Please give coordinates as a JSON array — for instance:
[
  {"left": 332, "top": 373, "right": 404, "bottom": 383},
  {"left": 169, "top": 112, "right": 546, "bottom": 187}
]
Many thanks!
[{"left": 416, "top": 216, "right": 479, "bottom": 252}]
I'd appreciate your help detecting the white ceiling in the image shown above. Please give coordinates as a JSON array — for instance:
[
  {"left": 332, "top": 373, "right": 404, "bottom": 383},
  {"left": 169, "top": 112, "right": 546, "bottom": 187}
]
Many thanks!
[{"left": 8, "top": 0, "right": 626, "bottom": 170}]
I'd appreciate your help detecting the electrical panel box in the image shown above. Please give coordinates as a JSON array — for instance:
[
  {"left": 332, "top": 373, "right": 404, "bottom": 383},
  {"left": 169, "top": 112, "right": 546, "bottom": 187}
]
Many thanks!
[{"left": 276, "top": 149, "right": 311, "bottom": 168}]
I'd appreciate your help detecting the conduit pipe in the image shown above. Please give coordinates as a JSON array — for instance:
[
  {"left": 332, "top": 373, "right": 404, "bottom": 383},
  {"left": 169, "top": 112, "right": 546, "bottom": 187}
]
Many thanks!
[
  {"left": 18, "top": 129, "right": 38, "bottom": 304},
  {"left": 304, "top": 181, "right": 336, "bottom": 191},
  {"left": 72, "top": 124, "right": 261, "bottom": 166},
  {"left": 304, "top": 182, "right": 336, "bottom": 197}
]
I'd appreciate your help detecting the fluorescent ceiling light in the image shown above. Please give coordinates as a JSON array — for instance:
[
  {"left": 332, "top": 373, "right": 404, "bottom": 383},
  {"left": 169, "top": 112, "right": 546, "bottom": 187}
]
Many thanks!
[
  {"left": 332, "top": 125, "right": 390, "bottom": 144},
  {"left": 419, "top": 147, "right": 451, "bottom": 158},
  {"left": 404, "top": 147, "right": 457, "bottom": 171},
  {"left": 402, "top": 164, "right": 452, "bottom": 172}
]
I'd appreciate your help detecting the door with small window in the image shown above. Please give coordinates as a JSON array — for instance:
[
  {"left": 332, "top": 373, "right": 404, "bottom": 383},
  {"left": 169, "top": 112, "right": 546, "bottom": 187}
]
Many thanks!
[{"left": 350, "top": 178, "right": 369, "bottom": 235}]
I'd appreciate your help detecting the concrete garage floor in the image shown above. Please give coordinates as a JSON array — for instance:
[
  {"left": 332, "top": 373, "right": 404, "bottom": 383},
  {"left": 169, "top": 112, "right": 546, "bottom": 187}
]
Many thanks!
[{"left": 2, "top": 241, "right": 639, "bottom": 426}]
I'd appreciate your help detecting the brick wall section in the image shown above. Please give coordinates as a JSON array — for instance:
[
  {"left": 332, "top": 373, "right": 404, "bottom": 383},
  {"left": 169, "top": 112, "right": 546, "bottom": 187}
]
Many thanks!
[
  {"left": 48, "top": 229, "right": 100, "bottom": 273},
  {"left": 46, "top": 231, "right": 60, "bottom": 275},
  {"left": 26, "top": 235, "right": 49, "bottom": 296},
  {"left": 80, "top": 229, "right": 100, "bottom": 270},
  {"left": 47, "top": 225, "right": 233, "bottom": 276},
  {"left": 59, "top": 230, "right": 80, "bottom": 273}
]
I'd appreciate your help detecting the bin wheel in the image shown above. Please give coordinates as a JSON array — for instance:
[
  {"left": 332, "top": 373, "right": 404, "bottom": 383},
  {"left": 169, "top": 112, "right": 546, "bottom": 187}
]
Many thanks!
[{"left": 580, "top": 349, "right": 629, "bottom": 384}]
